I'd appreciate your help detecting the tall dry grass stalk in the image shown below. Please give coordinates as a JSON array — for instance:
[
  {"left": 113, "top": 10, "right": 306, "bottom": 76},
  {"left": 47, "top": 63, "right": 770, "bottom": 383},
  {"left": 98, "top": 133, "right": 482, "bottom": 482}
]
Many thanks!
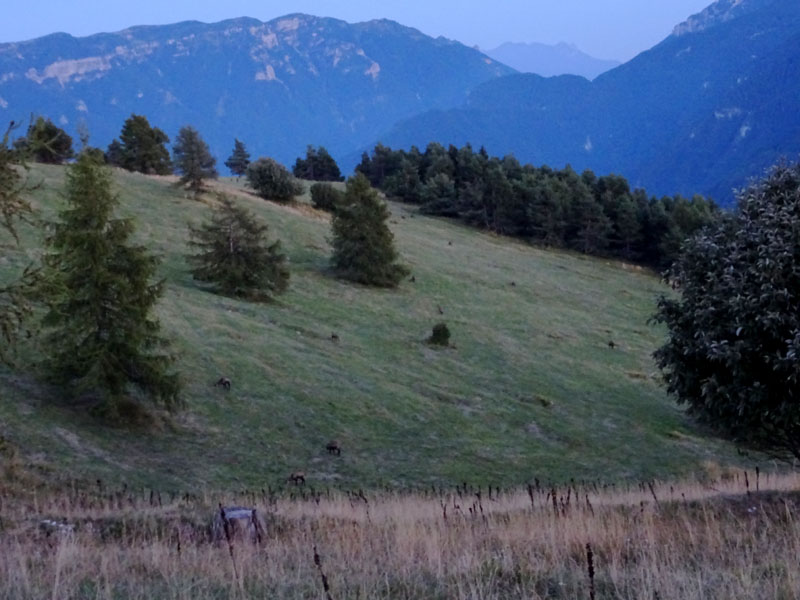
[{"left": 1, "top": 470, "right": 798, "bottom": 599}]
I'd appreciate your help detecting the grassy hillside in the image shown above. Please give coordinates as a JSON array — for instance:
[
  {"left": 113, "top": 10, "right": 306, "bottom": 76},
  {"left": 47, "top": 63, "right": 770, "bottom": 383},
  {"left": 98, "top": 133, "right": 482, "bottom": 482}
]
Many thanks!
[{"left": 0, "top": 164, "right": 745, "bottom": 491}]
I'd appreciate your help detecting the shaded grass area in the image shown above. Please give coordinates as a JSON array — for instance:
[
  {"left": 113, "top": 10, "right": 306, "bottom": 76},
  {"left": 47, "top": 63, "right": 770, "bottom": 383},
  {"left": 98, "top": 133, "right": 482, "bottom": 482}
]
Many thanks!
[{"left": 0, "top": 165, "right": 746, "bottom": 491}]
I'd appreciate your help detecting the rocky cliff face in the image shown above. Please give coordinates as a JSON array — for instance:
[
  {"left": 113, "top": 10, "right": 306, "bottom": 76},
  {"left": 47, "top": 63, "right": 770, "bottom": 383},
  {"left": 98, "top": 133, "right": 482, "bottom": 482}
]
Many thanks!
[{"left": 672, "top": 0, "right": 775, "bottom": 36}]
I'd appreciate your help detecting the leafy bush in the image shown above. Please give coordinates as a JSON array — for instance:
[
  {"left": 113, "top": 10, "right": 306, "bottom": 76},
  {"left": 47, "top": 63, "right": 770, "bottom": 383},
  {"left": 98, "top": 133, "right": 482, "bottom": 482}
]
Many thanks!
[
  {"left": 310, "top": 183, "right": 343, "bottom": 212},
  {"left": 246, "top": 157, "right": 303, "bottom": 202},
  {"left": 653, "top": 162, "right": 800, "bottom": 459},
  {"left": 428, "top": 323, "right": 451, "bottom": 347}
]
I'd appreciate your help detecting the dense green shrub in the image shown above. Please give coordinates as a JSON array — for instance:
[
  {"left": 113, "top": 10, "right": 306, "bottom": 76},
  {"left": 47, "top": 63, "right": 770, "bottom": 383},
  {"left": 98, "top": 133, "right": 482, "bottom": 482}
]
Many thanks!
[
  {"left": 428, "top": 323, "right": 451, "bottom": 347},
  {"left": 246, "top": 157, "right": 303, "bottom": 202},
  {"left": 310, "top": 183, "right": 343, "bottom": 212},
  {"left": 653, "top": 162, "right": 800, "bottom": 460}
]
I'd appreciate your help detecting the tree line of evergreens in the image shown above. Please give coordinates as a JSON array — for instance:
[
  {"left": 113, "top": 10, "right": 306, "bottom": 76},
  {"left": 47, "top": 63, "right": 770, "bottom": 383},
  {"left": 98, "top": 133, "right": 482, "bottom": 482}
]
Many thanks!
[
  {"left": 356, "top": 143, "right": 719, "bottom": 269},
  {"left": 12, "top": 114, "right": 719, "bottom": 272}
]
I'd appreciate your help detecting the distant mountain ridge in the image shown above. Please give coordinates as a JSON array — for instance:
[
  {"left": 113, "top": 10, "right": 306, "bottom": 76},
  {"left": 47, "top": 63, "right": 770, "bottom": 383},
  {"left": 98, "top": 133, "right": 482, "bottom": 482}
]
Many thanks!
[
  {"left": 484, "top": 42, "right": 620, "bottom": 80},
  {"left": 0, "top": 14, "right": 513, "bottom": 166},
  {"left": 372, "top": 0, "right": 800, "bottom": 203},
  {"left": 1, "top": 1, "right": 797, "bottom": 203}
]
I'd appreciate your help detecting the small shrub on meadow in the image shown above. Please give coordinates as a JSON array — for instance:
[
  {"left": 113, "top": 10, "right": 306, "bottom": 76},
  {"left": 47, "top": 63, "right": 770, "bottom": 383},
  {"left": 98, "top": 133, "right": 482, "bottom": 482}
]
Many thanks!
[
  {"left": 428, "top": 322, "right": 451, "bottom": 347},
  {"left": 310, "top": 182, "right": 343, "bottom": 212},
  {"left": 246, "top": 157, "right": 303, "bottom": 202}
]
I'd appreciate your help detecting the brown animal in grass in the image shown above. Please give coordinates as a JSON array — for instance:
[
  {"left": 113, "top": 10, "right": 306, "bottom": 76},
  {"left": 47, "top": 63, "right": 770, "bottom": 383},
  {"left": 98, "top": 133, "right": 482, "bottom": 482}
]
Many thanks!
[
  {"left": 326, "top": 440, "right": 342, "bottom": 456},
  {"left": 608, "top": 341, "right": 616, "bottom": 349},
  {"left": 331, "top": 333, "right": 340, "bottom": 342},
  {"left": 214, "top": 377, "right": 231, "bottom": 390},
  {"left": 288, "top": 471, "right": 306, "bottom": 485}
]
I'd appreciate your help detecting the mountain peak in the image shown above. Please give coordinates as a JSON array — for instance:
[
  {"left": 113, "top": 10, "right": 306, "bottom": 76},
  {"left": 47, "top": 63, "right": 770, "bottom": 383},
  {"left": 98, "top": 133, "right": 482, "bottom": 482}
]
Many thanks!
[{"left": 672, "top": 0, "right": 776, "bottom": 36}]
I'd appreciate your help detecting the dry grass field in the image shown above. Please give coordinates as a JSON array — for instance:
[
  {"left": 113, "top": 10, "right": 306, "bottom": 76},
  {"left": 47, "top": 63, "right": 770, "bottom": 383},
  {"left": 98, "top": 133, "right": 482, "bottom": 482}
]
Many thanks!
[{"left": 1, "top": 467, "right": 797, "bottom": 599}]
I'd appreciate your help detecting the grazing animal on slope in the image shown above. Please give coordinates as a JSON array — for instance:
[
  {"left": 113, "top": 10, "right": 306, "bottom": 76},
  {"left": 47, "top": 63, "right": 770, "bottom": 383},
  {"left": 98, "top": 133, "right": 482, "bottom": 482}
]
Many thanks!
[
  {"left": 326, "top": 440, "right": 342, "bottom": 456},
  {"left": 214, "top": 377, "right": 232, "bottom": 390},
  {"left": 288, "top": 471, "right": 306, "bottom": 485}
]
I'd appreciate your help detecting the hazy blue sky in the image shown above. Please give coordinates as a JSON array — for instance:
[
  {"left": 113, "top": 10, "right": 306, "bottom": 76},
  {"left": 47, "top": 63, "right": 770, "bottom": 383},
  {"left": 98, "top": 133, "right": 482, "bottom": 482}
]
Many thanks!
[{"left": 1, "top": 0, "right": 713, "bottom": 61}]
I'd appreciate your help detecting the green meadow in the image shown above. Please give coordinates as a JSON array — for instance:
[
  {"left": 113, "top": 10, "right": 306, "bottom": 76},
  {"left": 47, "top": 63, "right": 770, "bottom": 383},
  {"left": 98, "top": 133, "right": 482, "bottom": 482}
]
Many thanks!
[{"left": 0, "top": 164, "right": 743, "bottom": 491}]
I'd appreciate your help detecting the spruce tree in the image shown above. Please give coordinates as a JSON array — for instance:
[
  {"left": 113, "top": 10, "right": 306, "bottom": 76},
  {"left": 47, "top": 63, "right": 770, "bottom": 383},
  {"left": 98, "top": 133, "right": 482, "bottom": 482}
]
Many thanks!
[
  {"left": 224, "top": 138, "right": 250, "bottom": 178},
  {"left": 0, "top": 121, "right": 37, "bottom": 360},
  {"left": 105, "top": 139, "right": 124, "bottom": 167},
  {"left": 39, "top": 153, "right": 181, "bottom": 416},
  {"left": 111, "top": 114, "right": 172, "bottom": 175},
  {"left": 293, "top": 145, "right": 343, "bottom": 181},
  {"left": 0, "top": 121, "right": 34, "bottom": 242},
  {"left": 187, "top": 194, "right": 289, "bottom": 300},
  {"left": 20, "top": 116, "right": 74, "bottom": 164},
  {"left": 330, "top": 174, "right": 408, "bottom": 287},
  {"left": 173, "top": 125, "right": 218, "bottom": 196}
]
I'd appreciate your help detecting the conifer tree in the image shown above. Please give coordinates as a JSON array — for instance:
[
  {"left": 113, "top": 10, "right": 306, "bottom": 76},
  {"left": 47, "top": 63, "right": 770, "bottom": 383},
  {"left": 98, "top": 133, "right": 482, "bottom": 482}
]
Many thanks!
[
  {"left": 105, "top": 139, "right": 124, "bottom": 167},
  {"left": 292, "top": 145, "right": 343, "bottom": 181},
  {"left": 187, "top": 194, "right": 289, "bottom": 300},
  {"left": 172, "top": 125, "right": 218, "bottom": 196},
  {"left": 39, "top": 153, "right": 181, "bottom": 416},
  {"left": 0, "top": 121, "right": 38, "bottom": 360},
  {"left": 0, "top": 121, "right": 34, "bottom": 242},
  {"left": 110, "top": 114, "right": 171, "bottom": 175},
  {"left": 224, "top": 138, "right": 250, "bottom": 178},
  {"left": 20, "top": 116, "right": 74, "bottom": 164},
  {"left": 330, "top": 174, "right": 408, "bottom": 287}
]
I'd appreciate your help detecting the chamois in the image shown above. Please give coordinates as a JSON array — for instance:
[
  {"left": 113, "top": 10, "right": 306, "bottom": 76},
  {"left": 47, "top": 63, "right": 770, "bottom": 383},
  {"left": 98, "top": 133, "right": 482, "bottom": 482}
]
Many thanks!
[
  {"left": 326, "top": 440, "right": 342, "bottom": 456},
  {"left": 288, "top": 471, "right": 306, "bottom": 485},
  {"left": 214, "top": 377, "right": 231, "bottom": 390}
]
